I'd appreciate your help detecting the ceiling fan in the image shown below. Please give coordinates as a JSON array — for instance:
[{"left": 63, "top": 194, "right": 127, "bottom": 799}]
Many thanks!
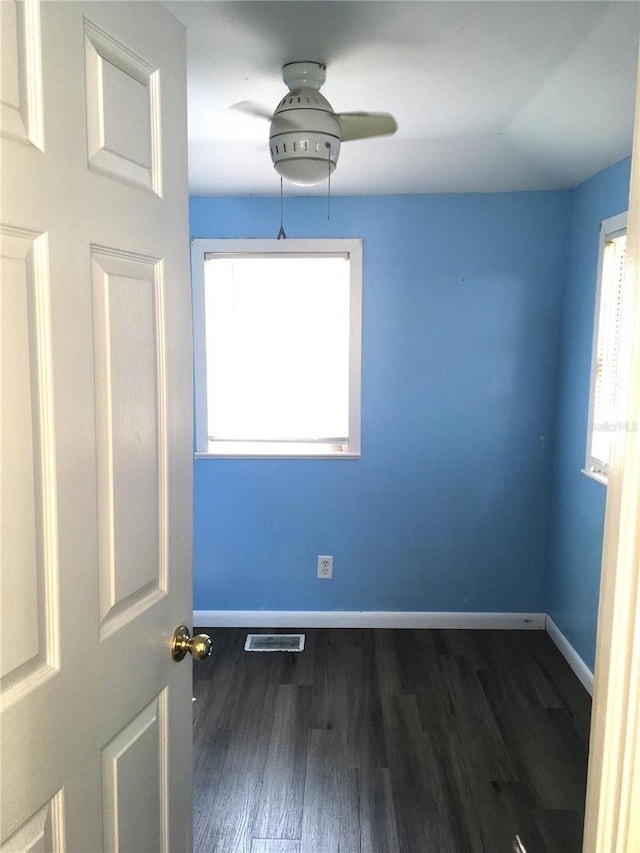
[{"left": 235, "top": 61, "right": 398, "bottom": 187}]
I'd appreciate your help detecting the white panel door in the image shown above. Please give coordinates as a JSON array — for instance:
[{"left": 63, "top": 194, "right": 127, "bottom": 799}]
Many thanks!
[{"left": 0, "top": 2, "right": 193, "bottom": 850}]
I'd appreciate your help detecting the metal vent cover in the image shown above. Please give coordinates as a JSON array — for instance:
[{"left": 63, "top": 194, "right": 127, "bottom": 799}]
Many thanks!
[{"left": 244, "top": 633, "right": 305, "bottom": 652}]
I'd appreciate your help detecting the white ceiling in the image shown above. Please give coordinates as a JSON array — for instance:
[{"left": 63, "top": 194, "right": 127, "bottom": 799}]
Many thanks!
[{"left": 164, "top": 1, "right": 640, "bottom": 196}]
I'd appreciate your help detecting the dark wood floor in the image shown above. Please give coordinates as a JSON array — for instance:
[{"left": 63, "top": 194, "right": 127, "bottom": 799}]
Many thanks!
[{"left": 192, "top": 628, "right": 591, "bottom": 853}]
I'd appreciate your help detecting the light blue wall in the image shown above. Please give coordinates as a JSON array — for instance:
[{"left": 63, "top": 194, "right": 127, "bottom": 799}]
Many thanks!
[
  {"left": 191, "top": 192, "right": 568, "bottom": 613},
  {"left": 547, "top": 157, "right": 632, "bottom": 671}
]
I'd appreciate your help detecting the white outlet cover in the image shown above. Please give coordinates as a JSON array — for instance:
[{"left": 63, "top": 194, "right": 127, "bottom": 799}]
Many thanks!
[{"left": 317, "top": 555, "right": 333, "bottom": 578}]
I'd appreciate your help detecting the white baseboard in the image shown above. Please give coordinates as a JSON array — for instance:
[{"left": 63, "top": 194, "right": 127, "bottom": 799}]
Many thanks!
[
  {"left": 545, "top": 615, "right": 594, "bottom": 696},
  {"left": 194, "top": 609, "right": 593, "bottom": 694},
  {"left": 193, "top": 610, "right": 546, "bottom": 630}
]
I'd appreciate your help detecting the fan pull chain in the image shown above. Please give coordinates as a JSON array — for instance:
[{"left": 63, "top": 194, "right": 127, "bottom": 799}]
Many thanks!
[
  {"left": 277, "top": 177, "right": 287, "bottom": 239},
  {"left": 327, "top": 142, "right": 332, "bottom": 221}
]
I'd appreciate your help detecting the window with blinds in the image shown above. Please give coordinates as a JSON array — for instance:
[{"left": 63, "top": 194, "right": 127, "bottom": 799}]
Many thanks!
[
  {"left": 191, "top": 239, "right": 362, "bottom": 457},
  {"left": 585, "top": 212, "right": 628, "bottom": 483}
]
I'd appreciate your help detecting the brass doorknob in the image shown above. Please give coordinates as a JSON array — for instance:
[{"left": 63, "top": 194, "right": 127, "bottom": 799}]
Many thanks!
[{"left": 171, "top": 625, "right": 212, "bottom": 662}]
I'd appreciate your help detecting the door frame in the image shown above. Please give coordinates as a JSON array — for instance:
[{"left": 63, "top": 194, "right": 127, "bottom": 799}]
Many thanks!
[{"left": 582, "top": 49, "right": 640, "bottom": 853}]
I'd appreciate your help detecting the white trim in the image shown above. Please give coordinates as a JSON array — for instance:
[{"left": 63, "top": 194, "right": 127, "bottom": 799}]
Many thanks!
[
  {"left": 194, "top": 451, "right": 361, "bottom": 461},
  {"left": 581, "top": 467, "right": 607, "bottom": 486},
  {"left": 193, "top": 610, "right": 546, "bottom": 630},
  {"left": 600, "top": 211, "right": 628, "bottom": 238},
  {"left": 585, "top": 210, "right": 629, "bottom": 483},
  {"left": 545, "top": 615, "right": 594, "bottom": 696},
  {"left": 190, "top": 239, "right": 209, "bottom": 452}
]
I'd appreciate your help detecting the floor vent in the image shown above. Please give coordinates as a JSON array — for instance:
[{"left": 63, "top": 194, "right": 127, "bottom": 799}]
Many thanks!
[{"left": 244, "top": 633, "right": 305, "bottom": 652}]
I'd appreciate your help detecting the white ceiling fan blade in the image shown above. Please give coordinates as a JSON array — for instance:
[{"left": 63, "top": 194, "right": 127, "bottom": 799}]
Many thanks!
[
  {"left": 230, "top": 100, "right": 274, "bottom": 121},
  {"left": 336, "top": 112, "right": 398, "bottom": 142}
]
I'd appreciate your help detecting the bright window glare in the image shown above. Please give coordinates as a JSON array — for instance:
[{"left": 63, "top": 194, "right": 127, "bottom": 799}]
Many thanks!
[
  {"left": 591, "top": 232, "right": 626, "bottom": 470},
  {"left": 204, "top": 256, "right": 351, "bottom": 442}
]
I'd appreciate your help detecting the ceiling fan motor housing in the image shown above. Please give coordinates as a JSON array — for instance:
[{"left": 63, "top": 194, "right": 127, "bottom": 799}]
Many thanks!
[{"left": 269, "top": 84, "right": 341, "bottom": 186}]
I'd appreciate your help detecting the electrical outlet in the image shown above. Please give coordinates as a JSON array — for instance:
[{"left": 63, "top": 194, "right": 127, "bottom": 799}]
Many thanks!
[{"left": 317, "top": 555, "right": 333, "bottom": 579}]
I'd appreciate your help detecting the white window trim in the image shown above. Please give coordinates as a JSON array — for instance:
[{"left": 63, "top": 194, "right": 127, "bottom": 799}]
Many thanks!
[
  {"left": 583, "top": 211, "right": 628, "bottom": 485},
  {"left": 191, "top": 238, "right": 362, "bottom": 458}
]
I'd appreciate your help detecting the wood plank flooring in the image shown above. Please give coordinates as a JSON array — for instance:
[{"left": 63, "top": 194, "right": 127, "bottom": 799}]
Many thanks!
[{"left": 192, "top": 628, "right": 591, "bottom": 853}]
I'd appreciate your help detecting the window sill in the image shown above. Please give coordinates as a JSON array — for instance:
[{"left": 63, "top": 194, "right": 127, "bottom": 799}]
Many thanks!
[
  {"left": 196, "top": 437, "right": 360, "bottom": 458},
  {"left": 582, "top": 467, "right": 607, "bottom": 486},
  {"left": 195, "top": 451, "right": 360, "bottom": 460}
]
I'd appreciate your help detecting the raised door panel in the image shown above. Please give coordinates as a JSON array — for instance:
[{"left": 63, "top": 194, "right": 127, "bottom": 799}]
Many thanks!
[
  {"left": 1, "top": 789, "right": 65, "bottom": 852},
  {"left": 0, "top": 0, "right": 44, "bottom": 149},
  {"left": 0, "top": 227, "right": 58, "bottom": 704},
  {"left": 91, "top": 248, "right": 167, "bottom": 639},
  {"left": 84, "top": 17, "right": 161, "bottom": 194},
  {"left": 102, "top": 690, "right": 168, "bottom": 852}
]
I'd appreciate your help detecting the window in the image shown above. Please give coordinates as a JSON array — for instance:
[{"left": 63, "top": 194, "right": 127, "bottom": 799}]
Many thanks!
[
  {"left": 585, "top": 212, "right": 628, "bottom": 483},
  {"left": 192, "top": 239, "right": 362, "bottom": 457}
]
